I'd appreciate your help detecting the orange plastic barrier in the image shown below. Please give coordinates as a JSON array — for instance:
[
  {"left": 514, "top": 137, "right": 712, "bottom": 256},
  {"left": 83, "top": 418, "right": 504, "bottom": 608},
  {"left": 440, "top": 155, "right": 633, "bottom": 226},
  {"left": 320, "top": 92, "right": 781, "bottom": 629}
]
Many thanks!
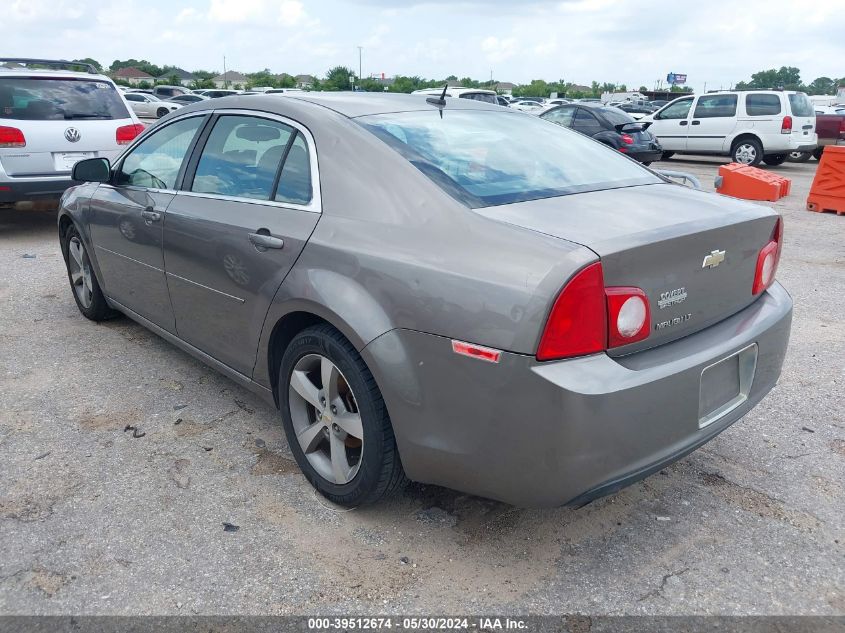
[
  {"left": 716, "top": 163, "right": 791, "bottom": 201},
  {"left": 807, "top": 145, "right": 845, "bottom": 215}
]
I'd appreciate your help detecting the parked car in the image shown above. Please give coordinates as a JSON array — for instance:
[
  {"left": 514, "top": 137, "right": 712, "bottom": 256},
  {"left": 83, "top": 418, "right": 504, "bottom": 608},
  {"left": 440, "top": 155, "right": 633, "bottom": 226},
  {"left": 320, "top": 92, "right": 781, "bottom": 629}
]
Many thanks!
[
  {"left": 198, "top": 89, "right": 240, "bottom": 99},
  {"left": 152, "top": 85, "right": 192, "bottom": 99},
  {"left": 642, "top": 91, "right": 817, "bottom": 165},
  {"left": 412, "top": 87, "right": 498, "bottom": 104},
  {"left": 58, "top": 93, "right": 791, "bottom": 508},
  {"left": 541, "top": 103, "right": 663, "bottom": 164},
  {"left": 648, "top": 100, "right": 669, "bottom": 108},
  {"left": 265, "top": 88, "right": 305, "bottom": 95},
  {"left": 496, "top": 95, "right": 510, "bottom": 107},
  {"left": 167, "top": 93, "right": 209, "bottom": 104},
  {"left": 617, "top": 102, "right": 657, "bottom": 120},
  {"left": 123, "top": 92, "right": 182, "bottom": 119},
  {"left": 789, "top": 107, "right": 845, "bottom": 162},
  {"left": 510, "top": 99, "right": 545, "bottom": 112},
  {"left": 0, "top": 58, "right": 144, "bottom": 208}
]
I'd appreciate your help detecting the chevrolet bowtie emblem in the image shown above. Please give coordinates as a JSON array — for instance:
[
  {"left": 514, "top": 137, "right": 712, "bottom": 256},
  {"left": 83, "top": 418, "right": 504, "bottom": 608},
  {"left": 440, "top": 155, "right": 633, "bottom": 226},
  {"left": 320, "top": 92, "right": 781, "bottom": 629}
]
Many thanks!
[{"left": 702, "top": 249, "right": 726, "bottom": 269}]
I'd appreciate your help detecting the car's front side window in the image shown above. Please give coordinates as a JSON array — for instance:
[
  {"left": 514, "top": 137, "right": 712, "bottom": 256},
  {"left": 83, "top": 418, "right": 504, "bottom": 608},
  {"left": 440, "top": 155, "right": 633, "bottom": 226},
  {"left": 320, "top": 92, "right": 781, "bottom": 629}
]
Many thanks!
[
  {"left": 190, "top": 115, "right": 296, "bottom": 200},
  {"left": 115, "top": 116, "right": 205, "bottom": 189},
  {"left": 657, "top": 98, "right": 693, "bottom": 120},
  {"left": 542, "top": 107, "right": 575, "bottom": 127}
]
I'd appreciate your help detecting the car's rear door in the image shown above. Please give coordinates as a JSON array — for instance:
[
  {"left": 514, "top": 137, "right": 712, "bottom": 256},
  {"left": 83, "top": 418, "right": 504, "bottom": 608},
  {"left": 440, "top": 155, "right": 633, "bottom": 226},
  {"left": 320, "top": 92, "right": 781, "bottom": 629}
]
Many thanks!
[
  {"left": 647, "top": 96, "right": 693, "bottom": 151},
  {"left": 571, "top": 108, "right": 603, "bottom": 138},
  {"left": 687, "top": 94, "right": 738, "bottom": 153},
  {"left": 162, "top": 111, "right": 321, "bottom": 376},
  {"left": 88, "top": 114, "right": 208, "bottom": 332}
]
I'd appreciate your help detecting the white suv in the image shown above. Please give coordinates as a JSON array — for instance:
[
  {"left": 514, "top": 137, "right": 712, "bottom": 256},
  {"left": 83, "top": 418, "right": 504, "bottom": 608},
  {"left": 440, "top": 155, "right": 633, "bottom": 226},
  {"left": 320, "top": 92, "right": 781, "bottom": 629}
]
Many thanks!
[
  {"left": 642, "top": 90, "right": 817, "bottom": 166},
  {"left": 412, "top": 87, "right": 498, "bottom": 105},
  {"left": 0, "top": 58, "right": 144, "bottom": 208}
]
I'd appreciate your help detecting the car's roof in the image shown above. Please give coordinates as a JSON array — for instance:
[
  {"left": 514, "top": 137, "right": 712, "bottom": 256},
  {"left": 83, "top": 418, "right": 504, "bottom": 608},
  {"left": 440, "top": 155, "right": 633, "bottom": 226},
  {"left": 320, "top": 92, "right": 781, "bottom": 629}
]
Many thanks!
[
  {"left": 0, "top": 67, "right": 113, "bottom": 82},
  {"left": 191, "top": 91, "right": 504, "bottom": 118}
]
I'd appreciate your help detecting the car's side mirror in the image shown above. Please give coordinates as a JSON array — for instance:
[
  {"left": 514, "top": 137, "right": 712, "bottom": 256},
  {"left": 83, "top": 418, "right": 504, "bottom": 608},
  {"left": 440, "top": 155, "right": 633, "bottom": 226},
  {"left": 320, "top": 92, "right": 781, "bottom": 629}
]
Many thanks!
[{"left": 72, "top": 157, "right": 111, "bottom": 183}]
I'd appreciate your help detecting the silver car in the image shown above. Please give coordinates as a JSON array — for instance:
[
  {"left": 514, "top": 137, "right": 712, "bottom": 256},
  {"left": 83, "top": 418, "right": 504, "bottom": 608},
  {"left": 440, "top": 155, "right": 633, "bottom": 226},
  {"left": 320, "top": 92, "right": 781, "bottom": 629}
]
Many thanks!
[{"left": 57, "top": 93, "right": 792, "bottom": 508}]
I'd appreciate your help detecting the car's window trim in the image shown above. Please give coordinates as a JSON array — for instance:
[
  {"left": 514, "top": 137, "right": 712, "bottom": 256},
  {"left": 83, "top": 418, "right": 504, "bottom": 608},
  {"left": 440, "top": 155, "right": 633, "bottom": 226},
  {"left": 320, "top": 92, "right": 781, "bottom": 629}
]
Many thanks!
[
  {"left": 111, "top": 114, "right": 210, "bottom": 194},
  {"left": 178, "top": 108, "right": 322, "bottom": 214}
]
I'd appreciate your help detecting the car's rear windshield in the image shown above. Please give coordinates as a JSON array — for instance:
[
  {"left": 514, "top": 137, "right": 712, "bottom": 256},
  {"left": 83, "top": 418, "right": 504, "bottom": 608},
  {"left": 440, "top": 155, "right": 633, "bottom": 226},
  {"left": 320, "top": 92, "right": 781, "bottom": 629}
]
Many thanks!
[
  {"left": 458, "top": 92, "right": 498, "bottom": 104},
  {"left": 788, "top": 93, "right": 814, "bottom": 117},
  {"left": 597, "top": 107, "right": 634, "bottom": 126},
  {"left": 357, "top": 110, "right": 659, "bottom": 207},
  {"left": 0, "top": 77, "right": 130, "bottom": 121}
]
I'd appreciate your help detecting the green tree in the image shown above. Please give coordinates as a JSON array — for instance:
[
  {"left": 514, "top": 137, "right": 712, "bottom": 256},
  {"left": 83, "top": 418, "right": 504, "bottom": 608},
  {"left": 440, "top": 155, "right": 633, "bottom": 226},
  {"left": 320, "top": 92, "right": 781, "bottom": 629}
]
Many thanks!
[
  {"left": 806, "top": 76, "right": 836, "bottom": 95},
  {"left": 323, "top": 66, "right": 355, "bottom": 91},
  {"left": 246, "top": 68, "right": 278, "bottom": 89},
  {"left": 109, "top": 59, "right": 163, "bottom": 78},
  {"left": 747, "top": 66, "right": 802, "bottom": 90},
  {"left": 590, "top": 81, "right": 600, "bottom": 97}
]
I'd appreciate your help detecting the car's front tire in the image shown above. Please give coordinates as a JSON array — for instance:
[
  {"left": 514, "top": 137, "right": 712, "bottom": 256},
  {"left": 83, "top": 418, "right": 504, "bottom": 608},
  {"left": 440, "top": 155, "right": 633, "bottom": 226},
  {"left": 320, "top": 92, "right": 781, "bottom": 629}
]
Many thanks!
[
  {"left": 732, "top": 138, "right": 763, "bottom": 166},
  {"left": 278, "top": 324, "right": 407, "bottom": 507},
  {"left": 61, "top": 224, "right": 117, "bottom": 321},
  {"left": 763, "top": 153, "right": 787, "bottom": 166}
]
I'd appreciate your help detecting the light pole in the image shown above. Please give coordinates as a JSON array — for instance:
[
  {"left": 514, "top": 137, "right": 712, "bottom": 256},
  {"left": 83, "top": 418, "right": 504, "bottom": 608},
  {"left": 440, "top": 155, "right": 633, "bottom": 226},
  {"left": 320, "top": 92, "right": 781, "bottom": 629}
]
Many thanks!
[{"left": 357, "top": 46, "right": 363, "bottom": 83}]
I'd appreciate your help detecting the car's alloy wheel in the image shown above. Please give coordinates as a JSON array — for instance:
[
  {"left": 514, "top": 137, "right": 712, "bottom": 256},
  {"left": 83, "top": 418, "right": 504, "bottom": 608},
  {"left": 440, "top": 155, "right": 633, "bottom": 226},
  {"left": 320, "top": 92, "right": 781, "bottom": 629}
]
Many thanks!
[
  {"left": 288, "top": 353, "right": 364, "bottom": 485},
  {"left": 67, "top": 236, "right": 94, "bottom": 309},
  {"left": 734, "top": 143, "right": 758, "bottom": 164},
  {"left": 278, "top": 324, "right": 407, "bottom": 506}
]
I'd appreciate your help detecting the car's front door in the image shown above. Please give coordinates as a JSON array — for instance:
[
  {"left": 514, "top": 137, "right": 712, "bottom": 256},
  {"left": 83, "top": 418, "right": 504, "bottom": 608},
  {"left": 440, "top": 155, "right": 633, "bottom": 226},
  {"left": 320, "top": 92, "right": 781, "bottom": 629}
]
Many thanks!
[
  {"left": 88, "top": 115, "right": 207, "bottom": 332},
  {"left": 648, "top": 97, "right": 694, "bottom": 151},
  {"left": 542, "top": 105, "right": 576, "bottom": 129},
  {"left": 687, "top": 94, "right": 738, "bottom": 153},
  {"left": 162, "top": 112, "right": 321, "bottom": 376},
  {"left": 571, "top": 108, "right": 603, "bottom": 138}
]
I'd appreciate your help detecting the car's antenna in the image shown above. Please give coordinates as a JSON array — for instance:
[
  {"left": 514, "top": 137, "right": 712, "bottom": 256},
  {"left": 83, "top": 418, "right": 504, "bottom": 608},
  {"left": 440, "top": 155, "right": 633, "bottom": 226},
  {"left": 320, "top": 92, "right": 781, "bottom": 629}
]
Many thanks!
[{"left": 426, "top": 84, "right": 448, "bottom": 117}]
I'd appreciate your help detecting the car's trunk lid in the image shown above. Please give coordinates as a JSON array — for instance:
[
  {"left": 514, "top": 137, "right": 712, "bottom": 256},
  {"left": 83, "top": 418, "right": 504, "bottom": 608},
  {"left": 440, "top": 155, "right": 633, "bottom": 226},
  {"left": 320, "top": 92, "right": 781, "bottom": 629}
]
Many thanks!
[{"left": 476, "top": 182, "right": 779, "bottom": 355}]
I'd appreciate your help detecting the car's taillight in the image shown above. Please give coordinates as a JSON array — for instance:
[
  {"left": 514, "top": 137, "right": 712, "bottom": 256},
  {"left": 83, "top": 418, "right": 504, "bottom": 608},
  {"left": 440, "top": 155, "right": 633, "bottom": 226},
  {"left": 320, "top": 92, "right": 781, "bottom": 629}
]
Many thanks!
[
  {"left": 116, "top": 123, "right": 144, "bottom": 145},
  {"left": 781, "top": 115, "right": 793, "bottom": 134},
  {"left": 752, "top": 217, "right": 783, "bottom": 295},
  {"left": 537, "top": 262, "right": 653, "bottom": 361},
  {"left": 620, "top": 133, "right": 635, "bottom": 145},
  {"left": 606, "top": 287, "right": 651, "bottom": 347},
  {"left": 536, "top": 262, "right": 607, "bottom": 361},
  {"left": 0, "top": 126, "right": 26, "bottom": 148},
  {"left": 839, "top": 118, "right": 845, "bottom": 135}
]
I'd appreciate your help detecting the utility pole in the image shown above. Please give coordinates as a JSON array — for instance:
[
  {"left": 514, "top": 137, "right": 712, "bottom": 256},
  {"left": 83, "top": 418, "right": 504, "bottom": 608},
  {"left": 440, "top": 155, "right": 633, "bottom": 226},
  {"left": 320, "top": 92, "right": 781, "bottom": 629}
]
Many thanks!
[
  {"left": 223, "top": 55, "right": 227, "bottom": 88},
  {"left": 357, "top": 46, "right": 363, "bottom": 82}
]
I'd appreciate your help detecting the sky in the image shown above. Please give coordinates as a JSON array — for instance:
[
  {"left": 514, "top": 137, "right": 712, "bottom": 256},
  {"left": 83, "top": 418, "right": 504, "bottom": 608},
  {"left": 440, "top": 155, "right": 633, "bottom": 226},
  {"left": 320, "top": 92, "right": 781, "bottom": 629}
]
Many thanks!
[{"left": 6, "top": 0, "right": 844, "bottom": 91}]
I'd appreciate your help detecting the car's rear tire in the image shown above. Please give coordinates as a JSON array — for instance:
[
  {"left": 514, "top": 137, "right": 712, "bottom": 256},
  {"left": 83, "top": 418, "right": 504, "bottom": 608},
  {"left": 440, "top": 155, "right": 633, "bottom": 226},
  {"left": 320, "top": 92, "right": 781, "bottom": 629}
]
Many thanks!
[
  {"left": 787, "top": 151, "right": 812, "bottom": 163},
  {"left": 61, "top": 224, "right": 117, "bottom": 321},
  {"left": 156, "top": 108, "right": 169, "bottom": 118},
  {"left": 278, "top": 324, "right": 407, "bottom": 507},
  {"left": 660, "top": 151, "right": 674, "bottom": 161},
  {"left": 813, "top": 147, "right": 824, "bottom": 161},
  {"left": 763, "top": 154, "right": 787, "bottom": 166},
  {"left": 732, "top": 138, "right": 763, "bottom": 166}
]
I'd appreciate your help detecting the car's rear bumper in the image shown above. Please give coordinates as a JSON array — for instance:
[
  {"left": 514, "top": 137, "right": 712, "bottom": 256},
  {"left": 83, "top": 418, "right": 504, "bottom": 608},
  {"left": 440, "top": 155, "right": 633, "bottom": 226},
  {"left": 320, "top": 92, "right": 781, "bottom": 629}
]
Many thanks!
[
  {"left": 627, "top": 147, "right": 663, "bottom": 163},
  {"left": 0, "top": 176, "right": 75, "bottom": 204},
  {"left": 363, "top": 282, "right": 792, "bottom": 507}
]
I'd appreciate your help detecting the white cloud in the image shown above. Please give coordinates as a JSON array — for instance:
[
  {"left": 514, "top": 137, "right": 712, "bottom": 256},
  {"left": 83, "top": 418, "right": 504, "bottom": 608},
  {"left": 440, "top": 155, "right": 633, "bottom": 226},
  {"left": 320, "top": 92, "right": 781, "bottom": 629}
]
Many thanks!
[
  {"left": 481, "top": 36, "right": 517, "bottom": 63},
  {"left": 279, "top": 0, "right": 305, "bottom": 25},
  {"left": 208, "top": 0, "right": 267, "bottom": 23}
]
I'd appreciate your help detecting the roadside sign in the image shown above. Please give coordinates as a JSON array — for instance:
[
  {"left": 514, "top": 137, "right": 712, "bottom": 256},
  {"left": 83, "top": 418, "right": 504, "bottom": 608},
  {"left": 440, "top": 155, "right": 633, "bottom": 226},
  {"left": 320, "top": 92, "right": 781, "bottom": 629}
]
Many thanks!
[{"left": 667, "top": 72, "right": 687, "bottom": 85}]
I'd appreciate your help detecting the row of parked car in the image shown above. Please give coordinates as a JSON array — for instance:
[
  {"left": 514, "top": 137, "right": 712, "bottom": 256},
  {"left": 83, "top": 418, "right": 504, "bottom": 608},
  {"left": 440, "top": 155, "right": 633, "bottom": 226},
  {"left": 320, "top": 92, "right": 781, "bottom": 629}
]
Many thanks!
[{"left": 117, "top": 84, "right": 306, "bottom": 119}]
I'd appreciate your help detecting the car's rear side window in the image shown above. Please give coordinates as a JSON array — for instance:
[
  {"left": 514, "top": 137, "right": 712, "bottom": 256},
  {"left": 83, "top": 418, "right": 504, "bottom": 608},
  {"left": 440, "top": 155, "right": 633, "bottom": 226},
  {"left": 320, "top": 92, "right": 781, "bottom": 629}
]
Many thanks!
[
  {"left": 745, "top": 94, "right": 781, "bottom": 116},
  {"left": 0, "top": 77, "right": 130, "bottom": 121},
  {"left": 788, "top": 93, "right": 814, "bottom": 117},
  {"left": 191, "top": 115, "right": 295, "bottom": 200},
  {"left": 358, "top": 110, "right": 660, "bottom": 207},
  {"left": 693, "top": 94, "right": 738, "bottom": 118}
]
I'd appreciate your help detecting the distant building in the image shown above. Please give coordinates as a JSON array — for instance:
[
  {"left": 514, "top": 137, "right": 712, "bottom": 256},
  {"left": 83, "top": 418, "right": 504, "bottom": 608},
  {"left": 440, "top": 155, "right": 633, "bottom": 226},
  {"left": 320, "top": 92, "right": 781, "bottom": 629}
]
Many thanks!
[
  {"left": 113, "top": 67, "right": 154, "bottom": 86},
  {"left": 495, "top": 81, "right": 516, "bottom": 95},
  {"left": 295, "top": 74, "right": 317, "bottom": 89},
  {"left": 156, "top": 68, "right": 196, "bottom": 87},
  {"left": 213, "top": 71, "right": 248, "bottom": 88}
]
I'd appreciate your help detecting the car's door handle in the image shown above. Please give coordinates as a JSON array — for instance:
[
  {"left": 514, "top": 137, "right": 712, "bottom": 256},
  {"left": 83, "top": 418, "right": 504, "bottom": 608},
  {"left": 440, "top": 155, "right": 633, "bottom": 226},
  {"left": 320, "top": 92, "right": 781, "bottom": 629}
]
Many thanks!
[
  {"left": 249, "top": 231, "right": 284, "bottom": 250},
  {"left": 691, "top": 120, "right": 701, "bottom": 125},
  {"left": 679, "top": 120, "right": 688, "bottom": 126},
  {"left": 141, "top": 209, "right": 161, "bottom": 223}
]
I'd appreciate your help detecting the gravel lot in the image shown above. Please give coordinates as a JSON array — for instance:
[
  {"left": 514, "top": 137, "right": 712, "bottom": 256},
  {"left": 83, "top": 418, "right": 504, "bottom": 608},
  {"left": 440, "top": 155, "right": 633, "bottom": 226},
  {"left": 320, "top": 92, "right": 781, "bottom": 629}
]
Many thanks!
[{"left": 1, "top": 156, "right": 843, "bottom": 616}]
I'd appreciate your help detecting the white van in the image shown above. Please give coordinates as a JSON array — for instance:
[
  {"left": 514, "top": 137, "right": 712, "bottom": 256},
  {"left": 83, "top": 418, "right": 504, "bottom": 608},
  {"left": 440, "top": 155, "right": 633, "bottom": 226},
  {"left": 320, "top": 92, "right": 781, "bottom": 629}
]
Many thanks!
[{"left": 642, "top": 90, "right": 817, "bottom": 165}]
